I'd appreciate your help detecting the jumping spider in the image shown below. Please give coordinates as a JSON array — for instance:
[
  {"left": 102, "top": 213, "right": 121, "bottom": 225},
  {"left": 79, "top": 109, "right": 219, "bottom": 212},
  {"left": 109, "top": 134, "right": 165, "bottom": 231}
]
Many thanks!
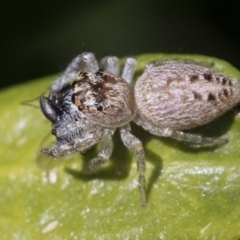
[{"left": 40, "top": 52, "right": 240, "bottom": 206}]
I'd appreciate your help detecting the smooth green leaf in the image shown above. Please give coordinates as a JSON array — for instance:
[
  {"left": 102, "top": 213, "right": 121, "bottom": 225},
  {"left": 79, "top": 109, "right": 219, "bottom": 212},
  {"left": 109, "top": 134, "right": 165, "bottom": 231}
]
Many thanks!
[{"left": 1, "top": 54, "right": 240, "bottom": 239}]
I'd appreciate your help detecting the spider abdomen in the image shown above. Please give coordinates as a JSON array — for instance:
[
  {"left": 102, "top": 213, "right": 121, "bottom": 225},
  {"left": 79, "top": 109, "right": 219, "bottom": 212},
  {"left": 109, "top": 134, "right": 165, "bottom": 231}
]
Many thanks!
[{"left": 135, "top": 62, "right": 240, "bottom": 130}]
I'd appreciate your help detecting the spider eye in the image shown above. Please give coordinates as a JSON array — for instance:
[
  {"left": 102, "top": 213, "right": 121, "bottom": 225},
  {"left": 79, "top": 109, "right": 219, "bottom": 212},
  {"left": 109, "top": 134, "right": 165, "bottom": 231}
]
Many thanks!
[
  {"left": 96, "top": 105, "right": 103, "bottom": 111},
  {"left": 95, "top": 70, "right": 104, "bottom": 77}
]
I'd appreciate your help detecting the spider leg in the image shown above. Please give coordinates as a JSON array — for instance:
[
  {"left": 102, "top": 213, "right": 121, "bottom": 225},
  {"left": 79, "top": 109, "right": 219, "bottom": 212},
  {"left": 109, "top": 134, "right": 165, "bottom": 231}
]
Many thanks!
[
  {"left": 168, "top": 130, "right": 227, "bottom": 147},
  {"left": 122, "top": 57, "right": 137, "bottom": 84},
  {"left": 86, "top": 129, "right": 114, "bottom": 173},
  {"left": 135, "top": 117, "right": 227, "bottom": 147},
  {"left": 42, "top": 129, "right": 103, "bottom": 158},
  {"left": 100, "top": 56, "right": 119, "bottom": 75},
  {"left": 51, "top": 52, "right": 99, "bottom": 92},
  {"left": 120, "top": 124, "right": 146, "bottom": 206}
]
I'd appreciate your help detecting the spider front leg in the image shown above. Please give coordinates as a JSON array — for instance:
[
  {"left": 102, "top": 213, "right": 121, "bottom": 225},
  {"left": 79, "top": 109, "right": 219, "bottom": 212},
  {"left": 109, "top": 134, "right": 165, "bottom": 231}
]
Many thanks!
[
  {"left": 42, "top": 129, "right": 103, "bottom": 158},
  {"left": 39, "top": 131, "right": 102, "bottom": 184},
  {"left": 120, "top": 124, "right": 146, "bottom": 206},
  {"left": 86, "top": 129, "right": 114, "bottom": 173},
  {"left": 51, "top": 52, "right": 99, "bottom": 92}
]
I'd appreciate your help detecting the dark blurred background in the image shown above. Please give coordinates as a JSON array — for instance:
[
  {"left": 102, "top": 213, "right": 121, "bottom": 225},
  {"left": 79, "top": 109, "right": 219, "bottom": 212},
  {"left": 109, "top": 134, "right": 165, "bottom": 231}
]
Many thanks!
[{"left": 1, "top": 0, "right": 240, "bottom": 90}]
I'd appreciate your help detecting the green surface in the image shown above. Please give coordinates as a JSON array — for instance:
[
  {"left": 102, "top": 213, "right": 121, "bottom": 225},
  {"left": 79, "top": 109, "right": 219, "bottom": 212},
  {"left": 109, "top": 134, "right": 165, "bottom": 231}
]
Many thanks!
[{"left": 1, "top": 53, "right": 240, "bottom": 239}]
